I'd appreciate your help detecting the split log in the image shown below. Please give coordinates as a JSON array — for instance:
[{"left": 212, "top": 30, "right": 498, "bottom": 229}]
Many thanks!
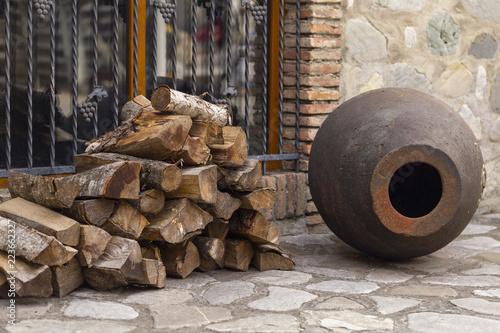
[
  {"left": 85, "top": 104, "right": 192, "bottom": 161},
  {"left": 120, "top": 95, "right": 151, "bottom": 122},
  {"left": 199, "top": 191, "right": 241, "bottom": 221},
  {"left": 218, "top": 159, "right": 263, "bottom": 192},
  {"left": 137, "top": 258, "right": 166, "bottom": 288},
  {"left": 68, "top": 161, "right": 141, "bottom": 200},
  {"left": 8, "top": 171, "right": 81, "bottom": 209},
  {"left": 140, "top": 198, "right": 212, "bottom": 243},
  {"left": 252, "top": 245, "right": 295, "bottom": 271},
  {"left": 224, "top": 238, "right": 255, "bottom": 272},
  {"left": 150, "top": 85, "right": 231, "bottom": 126},
  {"left": 51, "top": 257, "right": 84, "bottom": 298},
  {"left": 0, "top": 198, "right": 80, "bottom": 246},
  {"left": 236, "top": 188, "right": 276, "bottom": 211},
  {"left": 73, "top": 153, "right": 182, "bottom": 193},
  {"left": 202, "top": 220, "right": 230, "bottom": 240},
  {"left": 189, "top": 121, "right": 224, "bottom": 145},
  {"left": 141, "top": 244, "right": 162, "bottom": 261},
  {"left": 129, "top": 189, "right": 165, "bottom": 215},
  {"left": 208, "top": 126, "right": 248, "bottom": 167},
  {"left": 76, "top": 225, "right": 113, "bottom": 267},
  {"left": 0, "top": 217, "right": 77, "bottom": 266},
  {"left": 0, "top": 188, "right": 11, "bottom": 203},
  {"left": 192, "top": 237, "right": 225, "bottom": 272},
  {"left": 165, "top": 165, "right": 218, "bottom": 204},
  {"left": 101, "top": 200, "right": 149, "bottom": 239},
  {"left": 0, "top": 251, "right": 52, "bottom": 297},
  {"left": 160, "top": 241, "right": 200, "bottom": 279},
  {"left": 83, "top": 236, "right": 144, "bottom": 290},
  {"left": 63, "top": 199, "right": 116, "bottom": 227},
  {"left": 175, "top": 136, "right": 211, "bottom": 165},
  {"left": 229, "top": 209, "right": 281, "bottom": 245}
]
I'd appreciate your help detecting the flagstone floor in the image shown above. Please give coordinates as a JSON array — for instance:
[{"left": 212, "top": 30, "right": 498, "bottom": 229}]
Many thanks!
[{"left": 3, "top": 214, "right": 500, "bottom": 332}]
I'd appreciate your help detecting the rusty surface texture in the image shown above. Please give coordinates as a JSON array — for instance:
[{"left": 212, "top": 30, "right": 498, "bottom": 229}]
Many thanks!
[{"left": 309, "top": 88, "right": 484, "bottom": 259}]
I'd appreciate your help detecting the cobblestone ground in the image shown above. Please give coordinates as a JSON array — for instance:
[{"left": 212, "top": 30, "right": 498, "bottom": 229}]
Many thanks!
[{"left": 2, "top": 214, "right": 500, "bottom": 332}]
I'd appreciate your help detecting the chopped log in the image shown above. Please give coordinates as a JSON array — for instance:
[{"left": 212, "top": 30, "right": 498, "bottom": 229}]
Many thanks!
[
  {"left": 51, "top": 257, "right": 84, "bottom": 298},
  {"left": 63, "top": 198, "right": 116, "bottom": 227},
  {"left": 229, "top": 209, "right": 281, "bottom": 245},
  {"left": 160, "top": 241, "right": 200, "bottom": 279},
  {"left": 192, "top": 237, "right": 225, "bottom": 272},
  {"left": 85, "top": 104, "right": 192, "bottom": 160},
  {"left": 252, "top": 248, "right": 295, "bottom": 271},
  {"left": 189, "top": 121, "right": 224, "bottom": 145},
  {"left": 129, "top": 189, "right": 165, "bottom": 215},
  {"left": 140, "top": 198, "right": 212, "bottom": 243},
  {"left": 202, "top": 220, "right": 230, "bottom": 240},
  {"left": 76, "top": 225, "right": 113, "bottom": 267},
  {"left": 120, "top": 95, "right": 151, "bottom": 122},
  {"left": 176, "top": 136, "right": 211, "bottom": 165},
  {"left": 0, "top": 251, "right": 52, "bottom": 297},
  {"left": 73, "top": 153, "right": 182, "bottom": 193},
  {"left": 83, "top": 236, "right": 144, "bottom": 290},
  {"left": 150, "top": 85, "right": 231, "bottom": 126},
  {"left": 101, "top": 200, "right": 149, "bottom": 239},
  {"left": 208, "top": 126, "right": 248, "bottom": 167},
  {"left": 7, "top": 171, "right": 81, "bottom": 209},
  {"left": 68, "top": 161, "right": 141, "bottom": 200},
  {"left": 224, "top": 238, "right": 255, "bottom": 272},
  {"left": 165, "top": 165, "right": 218, "bottom": 204},
  {"left": 0, "top": 198, "right": 80, "bottom": 246},
  {"left": 218, "top": 159, "right": 263, "bottom": 192},
  {"left": 0, "top": 217, "right": 77, "bottom": 266},
  {"left": 236, "top": 188, "right": 276, "bottom": 211},
  {"left": 0, "top": 188, "right": 11, "bottom": 203},
  {"left": 199, "top": 191, "right": 241, "bottom": 221},
  {"left": 137, "top": 258, "right": 166, "bottom": 288},
  {"left": 141, "top": 244, "right": 162, "bottom": 261}
]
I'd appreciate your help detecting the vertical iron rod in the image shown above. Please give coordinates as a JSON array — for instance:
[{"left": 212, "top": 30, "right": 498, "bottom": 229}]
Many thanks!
[
  {"left": 171, "top": 0, "right": 177, "bottom": 90},
  {"left": 208, "top": 0, "right": 215, "bottom": 98},
  {"left": 92, "top": 0, "right": 99, "bottom": 139},
  {"left": 244, "top": 6, "right": 250, "bottom": 139},
  {"left": 261, "top": 0, "right": 268, "bottom": 173},
  {"left": 4, "top": 0, "right": 10, "bottom": 170},
  {"left": 49, "top": 1, "right": 57, "bottom": 167},
  {"left": 191, "top": 0, "right": 197, "bottom": 94},
  {"left": 278, "top": 0, "right": 284, "bottom": 154},
  {"left": 226, "top": 0, "right": 233, "bottom": 90},
  {"left": 133, "top": 0, "right": 139, "bottom": 96},
  {"left": 151, "top": 1, "right": 158, "bottom": 95},
  {"left": 112, "top": 0, "right": 120, "bottom": 128},
  {"left": 27, "top": 0, "right": 34, "bottom": 168},
  {"left": 71, "top": 0, "right": 79, "bottom": 155},
  {"left": 295, "top": 0, "right": 300, "bottom": 172}
]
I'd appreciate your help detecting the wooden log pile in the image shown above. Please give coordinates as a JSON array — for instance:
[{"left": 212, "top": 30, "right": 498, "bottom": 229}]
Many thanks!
[{"left": 0, "top": 88, "right": 294, "bottom": 298}]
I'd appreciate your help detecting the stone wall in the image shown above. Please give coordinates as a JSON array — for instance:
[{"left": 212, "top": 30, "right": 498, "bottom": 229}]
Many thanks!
[{"left": 341, "top": 0, "right": 500, "bottom": 213}]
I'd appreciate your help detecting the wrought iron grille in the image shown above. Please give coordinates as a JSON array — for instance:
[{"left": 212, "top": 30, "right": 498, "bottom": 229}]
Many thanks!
[{"left": 0, "top": 0, "right": 301, "bottom": 177}]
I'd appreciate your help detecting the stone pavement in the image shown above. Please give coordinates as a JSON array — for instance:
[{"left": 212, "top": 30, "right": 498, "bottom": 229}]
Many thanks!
[{"left": 3, "top": 214, "right": 500, "bottom": 332}]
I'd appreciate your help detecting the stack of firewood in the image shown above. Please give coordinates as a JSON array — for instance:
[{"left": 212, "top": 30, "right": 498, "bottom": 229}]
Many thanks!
[{"left": 0, "top": 86, "right": 294, "bottom": 298}]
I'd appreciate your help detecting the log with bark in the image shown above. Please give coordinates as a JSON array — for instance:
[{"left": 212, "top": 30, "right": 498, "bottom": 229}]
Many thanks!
[
  {"left": 137, "top": 258, "right": 166, "bottom": 288},
  {"left": 140, "top": 198, "right": 212, "bottom": 243},
  {"left": 120, "top": 94, "right": 151, "bottom": 122},
  {"left": 160, "top": 241, "right": 200, "bottom": 279},
  {"left": 8, "top": 171, "right": 81, "bottom": 209},
  {"left": 224, "top": 238, "right": 255, "bottom": 272},
  {"left": 83, "top": 236, "right": 144, "bottom": 290},
  {"left": 236, "top": 188, "right": 276, "bottom": 211},
  {"left": 175, "top": 136, "right": 211, "bottom": 165},
  {"left": 51, "top": 257, "right": 84, "bottom": 297},
  {"left": 101, "top": 200, "right": 149, "bottom": 239},
  {"left": 218, "top": 159, "right": 263, "bottom": 192},
  {"left": 208, "top": 126, "right": 248, "bottom": 167},
  {"left": 0, "top": 188, "right": 11, "bottom": 203},
  {"left": 189, "top": 121, "right": 224, "bottom": 145},
  {"left": 229, "top": 209, "right": 281, "bottom": 245},
  {"left": 68, "top": 161, "right": 141, "bottom": 200},
  {"left": 251, "top": 244, "right": 295, "bottom": 271},
  {"left": 73, "top": 153, "right": 182, "bottom": 193},
  {"left": 165, "top": 165, "right": 218, "bottom": 204},
  {"left": 76, "top": 225, "right": 113, "bottom": 267},
  {"left": 202, "top": 220, "right": 230, "bottom": 240},
  {"left": 129, "top": 188, "right": 165, "bottom": 216},
  {"left": 0, "top": 251, "right": 52, "bottom": 297},
  {"left": 0, "top": 198, "right": 81, "bottom": 247},
  {"left": 150, "top": 85, "right": 232, "bottom": 126},
  {"left": 199, "top": 190, "right": 241, "bottom": 221},
  {"left": 0, "top": 217, "right": 77, "bottom": 266},
  {"left": 192, "top": 236, "right": 225, "bottom": 272},
  {"left": 62, "top": 198, "right": 116, "bottom": 227}
]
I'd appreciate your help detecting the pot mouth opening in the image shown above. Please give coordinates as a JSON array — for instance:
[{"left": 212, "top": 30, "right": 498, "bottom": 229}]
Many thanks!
[{"left": 388, "top": 162, "right": 443, "bottom": 218}]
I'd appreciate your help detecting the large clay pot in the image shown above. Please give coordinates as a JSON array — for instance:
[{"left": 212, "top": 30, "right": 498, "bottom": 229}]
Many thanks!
[{"left": 309, "top": 88, "right": 485, "bottom": 259}]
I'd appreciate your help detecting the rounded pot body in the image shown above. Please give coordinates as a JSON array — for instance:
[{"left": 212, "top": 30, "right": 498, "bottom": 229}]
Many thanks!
[{"left": 309, "top": 88, "right": 484, "bottom": 259}]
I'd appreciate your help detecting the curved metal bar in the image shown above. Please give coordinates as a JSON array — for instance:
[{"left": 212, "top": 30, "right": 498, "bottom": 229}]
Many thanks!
[
  {"left": 244, "top": 5, "right": 250, "bottom": 139},
  {"left": 191, "top": 0, "right": 197, "bottom": 94},
  {"left": 209, "top": 0, "right": 215, "bottom": 98},
  {"left": 92, "top": 0, "right": 99, "bottom": 139},
  {"left": 71, "top": 0, "right": 79, "bottom": 155},
  {"left": 112, "top": 0, "right": 120, "bottom": 128},
  {"left": 226, "top": 0, "right": 233, "bottom": 90},
  {"left": 295, "top": 0, "right": 300, "bottom": 172},
  {"left": 171, "top": 0, "right": 178, "bottom": 90},
  {"left": 133, "top": 0, "right": 139, "bottom": 96},
  {"left": 278, "top": 0, "right": 284, "bottom": 154},
  {"left": 49, "top": 1, "right": 57, "bottom": 167},
  {"left": 261, "top": 0, "right": 268, "bottom": 171},
  {"left": 28, "top": 0, "right": 34, "bottom": 168},
  {"left": 4, "top": 0, "right": 11, "bottom": 170},
  {"left": 151, "top": 1, "right": 158, "bottom": 95}
]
